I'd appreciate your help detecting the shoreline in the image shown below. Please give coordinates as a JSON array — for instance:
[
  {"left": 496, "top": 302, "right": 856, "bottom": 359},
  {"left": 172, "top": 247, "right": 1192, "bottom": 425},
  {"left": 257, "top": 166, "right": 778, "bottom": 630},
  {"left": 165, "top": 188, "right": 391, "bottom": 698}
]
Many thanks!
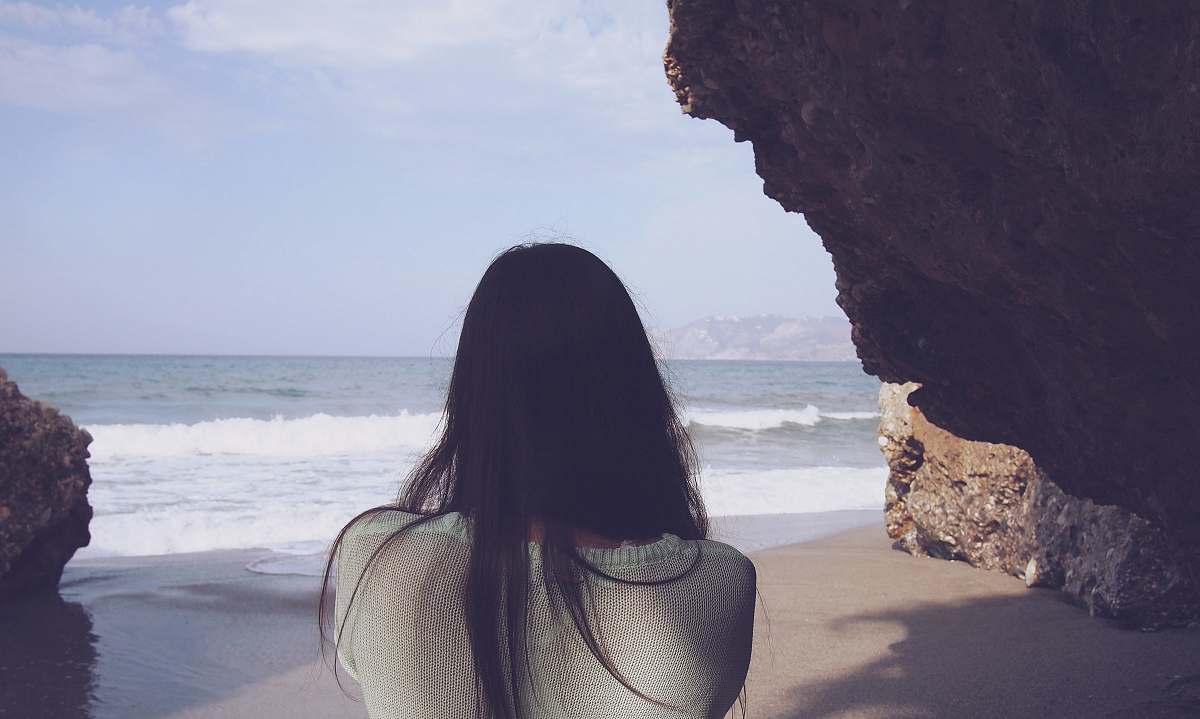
[
  {"left": 65, "top": 508, "right": 882, "bottom": 575},
  {"left": 4, "top": 511, "right": 1196, "bottom": 718}
]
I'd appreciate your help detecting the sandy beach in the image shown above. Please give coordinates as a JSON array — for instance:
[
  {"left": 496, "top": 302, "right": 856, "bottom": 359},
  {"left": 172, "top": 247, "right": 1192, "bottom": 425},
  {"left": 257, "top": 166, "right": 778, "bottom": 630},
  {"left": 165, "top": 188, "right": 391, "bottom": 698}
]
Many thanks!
[
  {"left": 2, "top": 513, "right": 1196, "bottom": 719},
  {"left": 742, "top": 527, "right": 1198, "bottom": 718}
]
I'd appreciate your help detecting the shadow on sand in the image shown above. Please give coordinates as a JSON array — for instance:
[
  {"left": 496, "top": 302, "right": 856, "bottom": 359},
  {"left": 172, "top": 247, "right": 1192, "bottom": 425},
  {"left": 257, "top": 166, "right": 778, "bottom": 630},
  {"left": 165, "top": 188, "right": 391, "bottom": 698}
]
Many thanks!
[{"left": 767, "top": 592, "right": 1200, "bottom": 719}]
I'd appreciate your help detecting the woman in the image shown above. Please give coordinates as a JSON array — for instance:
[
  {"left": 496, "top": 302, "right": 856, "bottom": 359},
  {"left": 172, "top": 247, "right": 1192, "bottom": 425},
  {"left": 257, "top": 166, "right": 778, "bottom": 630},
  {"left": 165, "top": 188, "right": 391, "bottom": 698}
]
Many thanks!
[{"left": 320, "top": 243, "right": 757, "bottom": 718}]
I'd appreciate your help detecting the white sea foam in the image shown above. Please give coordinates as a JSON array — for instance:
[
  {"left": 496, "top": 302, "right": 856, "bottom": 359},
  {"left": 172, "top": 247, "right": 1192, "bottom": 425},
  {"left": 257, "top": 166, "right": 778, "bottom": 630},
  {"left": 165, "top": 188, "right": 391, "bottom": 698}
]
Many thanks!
[
  {"left": 77, "top": 450, "right": 407, "bottom": 557},
  {"left": 84, "top": 406, "right": 879, "bottom": 462},
  {"left": 247, "top": 553, "right": 333, "bottom": 576},
  {"left": 702, "top": 466, "right": 885, "bottom": 516},
  {"left": 820, "top": 411, "right": 881, "bottom": 421},
  {"left": 87, "top": 506, "right": 358, "bottom": 557},
  {"left": 685, "top": 405, "right": 879, "bottom": 430},
  {"left": 86, "top": 411, "right": 444, "bottom": 459},
  {"left": 75, "top": 409, "right": 884, "bottom": 561},
  {"left": 77, "top": 454, "right": 885, "bottom": 560},
  {"left": 245, "top": 465, "right": 887, "bottom": 577}
]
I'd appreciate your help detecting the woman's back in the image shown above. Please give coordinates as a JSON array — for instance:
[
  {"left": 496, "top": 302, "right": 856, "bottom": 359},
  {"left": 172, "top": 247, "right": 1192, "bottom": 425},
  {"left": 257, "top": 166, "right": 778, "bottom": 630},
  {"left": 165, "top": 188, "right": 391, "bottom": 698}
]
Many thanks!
[
  {"left": 335, "top": 510, "right": 756, "bottom": 718},
  {"left": 320, "top": 243, "right": 756, "bottom": 717}
]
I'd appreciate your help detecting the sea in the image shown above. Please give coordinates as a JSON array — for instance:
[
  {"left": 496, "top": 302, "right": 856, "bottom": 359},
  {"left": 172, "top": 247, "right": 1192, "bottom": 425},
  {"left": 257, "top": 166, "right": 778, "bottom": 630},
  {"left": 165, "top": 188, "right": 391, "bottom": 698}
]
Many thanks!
[{"left": 0, "top": 355, "right": 886, "bottom": 568}]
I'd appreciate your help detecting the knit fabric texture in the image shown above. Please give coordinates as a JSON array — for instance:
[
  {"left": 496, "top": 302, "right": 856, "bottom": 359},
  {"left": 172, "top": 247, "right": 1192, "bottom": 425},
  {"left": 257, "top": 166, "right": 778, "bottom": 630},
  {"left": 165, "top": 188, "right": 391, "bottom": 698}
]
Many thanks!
[{"left": 334, "top": 510, "right": 756, "bottom": 718}]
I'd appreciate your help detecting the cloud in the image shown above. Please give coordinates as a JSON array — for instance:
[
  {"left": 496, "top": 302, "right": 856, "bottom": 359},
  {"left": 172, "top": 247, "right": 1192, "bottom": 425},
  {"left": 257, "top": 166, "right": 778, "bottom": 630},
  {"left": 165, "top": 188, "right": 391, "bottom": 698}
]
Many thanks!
[
  {"left": 0, "top": 1, "right": 684, "bottom": 140},
  {"left": 167, "top": 0, "right": 676, "bottom": 129},
  {"left": 0, "top": 2, "right": 164, "bottom": 43},
  {"left": 0, "top": 3, "right": 233, "bottom": 137},
  {"left": 169, "top": 0, "right": 529, "bottom": 67},
  {"left": 0, "top": 34, "right": 168, "bottom": 111},
  {"left": 0, "top": 3, "right": 173, "bottom": 114}
]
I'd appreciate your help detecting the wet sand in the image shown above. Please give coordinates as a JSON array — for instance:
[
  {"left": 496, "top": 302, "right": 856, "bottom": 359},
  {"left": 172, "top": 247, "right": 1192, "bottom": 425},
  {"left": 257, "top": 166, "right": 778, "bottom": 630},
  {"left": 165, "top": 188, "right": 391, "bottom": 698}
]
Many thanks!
[
  {"left": 2, "top": 513, "right": 1196, "bottom": 718},
  {"left": 0, "top": 549, "right": 366, "bottom": 719}
]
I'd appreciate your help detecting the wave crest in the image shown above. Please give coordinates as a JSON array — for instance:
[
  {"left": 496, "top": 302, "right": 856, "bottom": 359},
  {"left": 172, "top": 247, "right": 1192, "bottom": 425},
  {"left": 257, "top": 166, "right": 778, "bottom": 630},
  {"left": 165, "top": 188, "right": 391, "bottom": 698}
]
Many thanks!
[
  {"left": 87, "top": 411, "right": 443, "bottom": 458},
  {"left": 685, "top": 405, "right": 879, "bottom": 430}
]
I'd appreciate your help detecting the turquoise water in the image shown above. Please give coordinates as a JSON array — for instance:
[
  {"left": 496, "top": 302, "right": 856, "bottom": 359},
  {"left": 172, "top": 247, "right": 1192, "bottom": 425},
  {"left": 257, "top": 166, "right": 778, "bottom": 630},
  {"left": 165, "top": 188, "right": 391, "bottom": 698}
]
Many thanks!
[{"left": 0, "top": 355, "right": 885, "bottom": 557}]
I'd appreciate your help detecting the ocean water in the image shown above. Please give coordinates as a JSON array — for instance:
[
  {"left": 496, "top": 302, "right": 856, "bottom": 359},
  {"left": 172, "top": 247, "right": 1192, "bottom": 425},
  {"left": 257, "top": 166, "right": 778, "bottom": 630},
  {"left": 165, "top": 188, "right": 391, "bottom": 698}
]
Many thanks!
[{"left": 0, "top": 355, "right": 885, "bottom": 562}]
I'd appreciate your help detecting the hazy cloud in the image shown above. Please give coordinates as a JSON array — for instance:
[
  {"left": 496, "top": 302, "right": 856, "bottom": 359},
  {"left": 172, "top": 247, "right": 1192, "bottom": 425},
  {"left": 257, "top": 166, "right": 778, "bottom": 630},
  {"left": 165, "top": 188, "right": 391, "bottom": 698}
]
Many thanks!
[
  {"left": 0, "top": 3, "right": 238, "bottom": 137},
  {"left": 0, "top": 2, "right": 172, "bottom": 114},
  {"left": 167, "top": 0, "right": 675, "bottom": 128},
  {"left": 0, "top": 34, "right": 168, "bottom": 111},
  {"left": 0, "top": 2, "right": 164, "bottom": 43},
  {"left": 169, "top": 0, "right": 532, "bottom": 66}
]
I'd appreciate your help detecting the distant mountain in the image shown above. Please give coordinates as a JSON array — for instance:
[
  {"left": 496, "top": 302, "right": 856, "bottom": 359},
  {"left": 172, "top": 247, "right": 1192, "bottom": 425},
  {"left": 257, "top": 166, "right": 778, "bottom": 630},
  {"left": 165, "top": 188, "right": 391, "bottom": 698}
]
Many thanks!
[{"left": 657, "top": 315, "right": 857, "bottom": 361}]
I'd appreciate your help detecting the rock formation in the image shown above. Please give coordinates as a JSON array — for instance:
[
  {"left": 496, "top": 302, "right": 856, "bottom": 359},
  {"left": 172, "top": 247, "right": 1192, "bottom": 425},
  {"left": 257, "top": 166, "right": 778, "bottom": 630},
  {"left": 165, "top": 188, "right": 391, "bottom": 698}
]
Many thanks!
[
  {"left": 664, "top": 1, "right": 1200, "bottom": 552},
  {"left": 0, "top": 368, "right": 94, "bottom": 599},
  {"left": 881, "top": 382, "right": 1198, "bottom": 628}
]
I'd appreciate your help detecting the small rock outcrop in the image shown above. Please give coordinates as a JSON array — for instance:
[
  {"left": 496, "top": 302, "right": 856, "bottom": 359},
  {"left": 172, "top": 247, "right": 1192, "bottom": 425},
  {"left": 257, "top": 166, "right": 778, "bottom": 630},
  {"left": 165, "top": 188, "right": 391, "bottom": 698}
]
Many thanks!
[
  {"left": 881, "top": 382, "right": 1199, "bottom": 628},
  {"left": 665, "top": 1, "right": 1200, "bottom": 552},
  {"left": 0, "top": 368, "right": 93, "bottom": 600}
]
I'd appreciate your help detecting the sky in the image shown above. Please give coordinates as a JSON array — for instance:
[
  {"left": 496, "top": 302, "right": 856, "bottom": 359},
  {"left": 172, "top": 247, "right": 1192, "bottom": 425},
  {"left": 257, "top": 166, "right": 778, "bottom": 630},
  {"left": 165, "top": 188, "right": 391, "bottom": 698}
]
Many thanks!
[{"left": 1, "top": 0, "right": 841, "bottom": 356}]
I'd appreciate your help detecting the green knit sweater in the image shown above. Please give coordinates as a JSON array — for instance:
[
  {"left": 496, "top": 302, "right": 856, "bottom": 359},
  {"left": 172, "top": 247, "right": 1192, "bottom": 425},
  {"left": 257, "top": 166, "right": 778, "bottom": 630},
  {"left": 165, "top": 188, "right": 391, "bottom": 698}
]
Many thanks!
[{"left": 334, "top": 510, "right": 756, "bottom": 718}]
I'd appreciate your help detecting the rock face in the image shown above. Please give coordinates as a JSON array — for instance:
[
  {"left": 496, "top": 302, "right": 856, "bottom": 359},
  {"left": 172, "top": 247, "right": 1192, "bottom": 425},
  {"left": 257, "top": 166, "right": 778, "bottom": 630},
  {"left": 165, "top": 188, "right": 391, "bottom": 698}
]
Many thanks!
[
  {"left": 0, "top": 368, "right": 93, "bottom": 600},
  {"left": 880, "top": 383, "right": 1035, "bottom": 575},
  {"left": 665, "top": 2, "right": 1200, "bottom": 550},
  {"left": 881, "top": 382, "right": 1199, "bottom": 628}
]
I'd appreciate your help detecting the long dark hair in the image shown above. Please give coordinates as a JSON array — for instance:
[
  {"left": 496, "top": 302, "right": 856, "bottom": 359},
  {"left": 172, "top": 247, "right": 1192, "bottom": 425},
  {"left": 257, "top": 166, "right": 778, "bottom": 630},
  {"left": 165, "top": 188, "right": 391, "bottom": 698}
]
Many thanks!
[{"left": 320, "top": 242, "right": 721, "bottom": 717}]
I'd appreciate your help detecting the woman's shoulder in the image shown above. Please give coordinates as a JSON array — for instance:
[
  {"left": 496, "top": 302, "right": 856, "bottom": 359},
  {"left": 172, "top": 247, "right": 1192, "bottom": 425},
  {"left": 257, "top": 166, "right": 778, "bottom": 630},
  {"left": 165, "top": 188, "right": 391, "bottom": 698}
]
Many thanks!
[
  {"left": 343, "top": 506, "right": 422, "bottom": 533},
  {"left": 339, "top": 508, "right": 468, "bottom": 559},
  {"left": 694, "top": 537, "right": 753, "bottom": 561},
  {"left": 692, "top": 538, "right": 757, "bottom": 583}
]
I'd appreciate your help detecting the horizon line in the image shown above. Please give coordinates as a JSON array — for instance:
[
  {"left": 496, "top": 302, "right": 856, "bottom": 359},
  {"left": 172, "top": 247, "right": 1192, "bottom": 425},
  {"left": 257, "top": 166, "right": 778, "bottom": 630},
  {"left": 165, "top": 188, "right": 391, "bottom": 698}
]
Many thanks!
[{"left": 0, "top": 351, "right": 859, "bottom": 363}]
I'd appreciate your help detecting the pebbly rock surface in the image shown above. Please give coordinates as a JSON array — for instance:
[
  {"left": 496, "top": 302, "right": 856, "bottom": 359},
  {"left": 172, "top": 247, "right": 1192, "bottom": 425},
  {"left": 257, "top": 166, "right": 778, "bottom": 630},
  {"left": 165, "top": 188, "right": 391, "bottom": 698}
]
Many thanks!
[
  {"left": 881, "top": 382, "right": 1199, "bottom": 629},
  {"left": 665, "top": 1, "right": 1200, "bottom": 551},
  {"left": 880, "top": 383, "right": 1034, "bottom": 575},
  {"left": 0, "top": 368, "right": 94, "bottom": 600}
]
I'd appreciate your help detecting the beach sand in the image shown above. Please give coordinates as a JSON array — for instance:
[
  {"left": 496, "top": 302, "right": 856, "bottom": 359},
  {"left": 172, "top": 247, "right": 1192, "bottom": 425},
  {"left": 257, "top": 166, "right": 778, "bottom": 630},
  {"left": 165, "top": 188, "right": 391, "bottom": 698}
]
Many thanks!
[
  {"left": 2, "top": 514, "right": 1196, "bottom": 719},
  {"left": 742, "top": 526, "right": 1198, "bottom": 718}
]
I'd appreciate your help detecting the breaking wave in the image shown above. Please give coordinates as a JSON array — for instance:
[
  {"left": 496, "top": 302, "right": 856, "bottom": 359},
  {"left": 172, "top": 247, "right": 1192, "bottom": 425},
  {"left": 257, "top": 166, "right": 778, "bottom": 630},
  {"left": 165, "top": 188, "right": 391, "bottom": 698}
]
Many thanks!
[
  {"left": 685, "top": 405, "right": 878, "bottom": 431},
  {"left": 86, "top": 411, "right": 444, "bottom": 459}
]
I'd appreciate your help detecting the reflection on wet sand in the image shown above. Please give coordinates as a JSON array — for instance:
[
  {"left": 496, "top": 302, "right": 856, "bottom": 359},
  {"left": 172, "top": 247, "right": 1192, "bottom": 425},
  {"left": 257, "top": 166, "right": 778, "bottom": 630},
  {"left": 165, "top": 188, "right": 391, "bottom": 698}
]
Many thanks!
[
  {"left": 1, "top": 548, "right": 365, "bottom": 719},
  {"left": 0, "top": 594, "right": 97, "bottom": 719}
]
